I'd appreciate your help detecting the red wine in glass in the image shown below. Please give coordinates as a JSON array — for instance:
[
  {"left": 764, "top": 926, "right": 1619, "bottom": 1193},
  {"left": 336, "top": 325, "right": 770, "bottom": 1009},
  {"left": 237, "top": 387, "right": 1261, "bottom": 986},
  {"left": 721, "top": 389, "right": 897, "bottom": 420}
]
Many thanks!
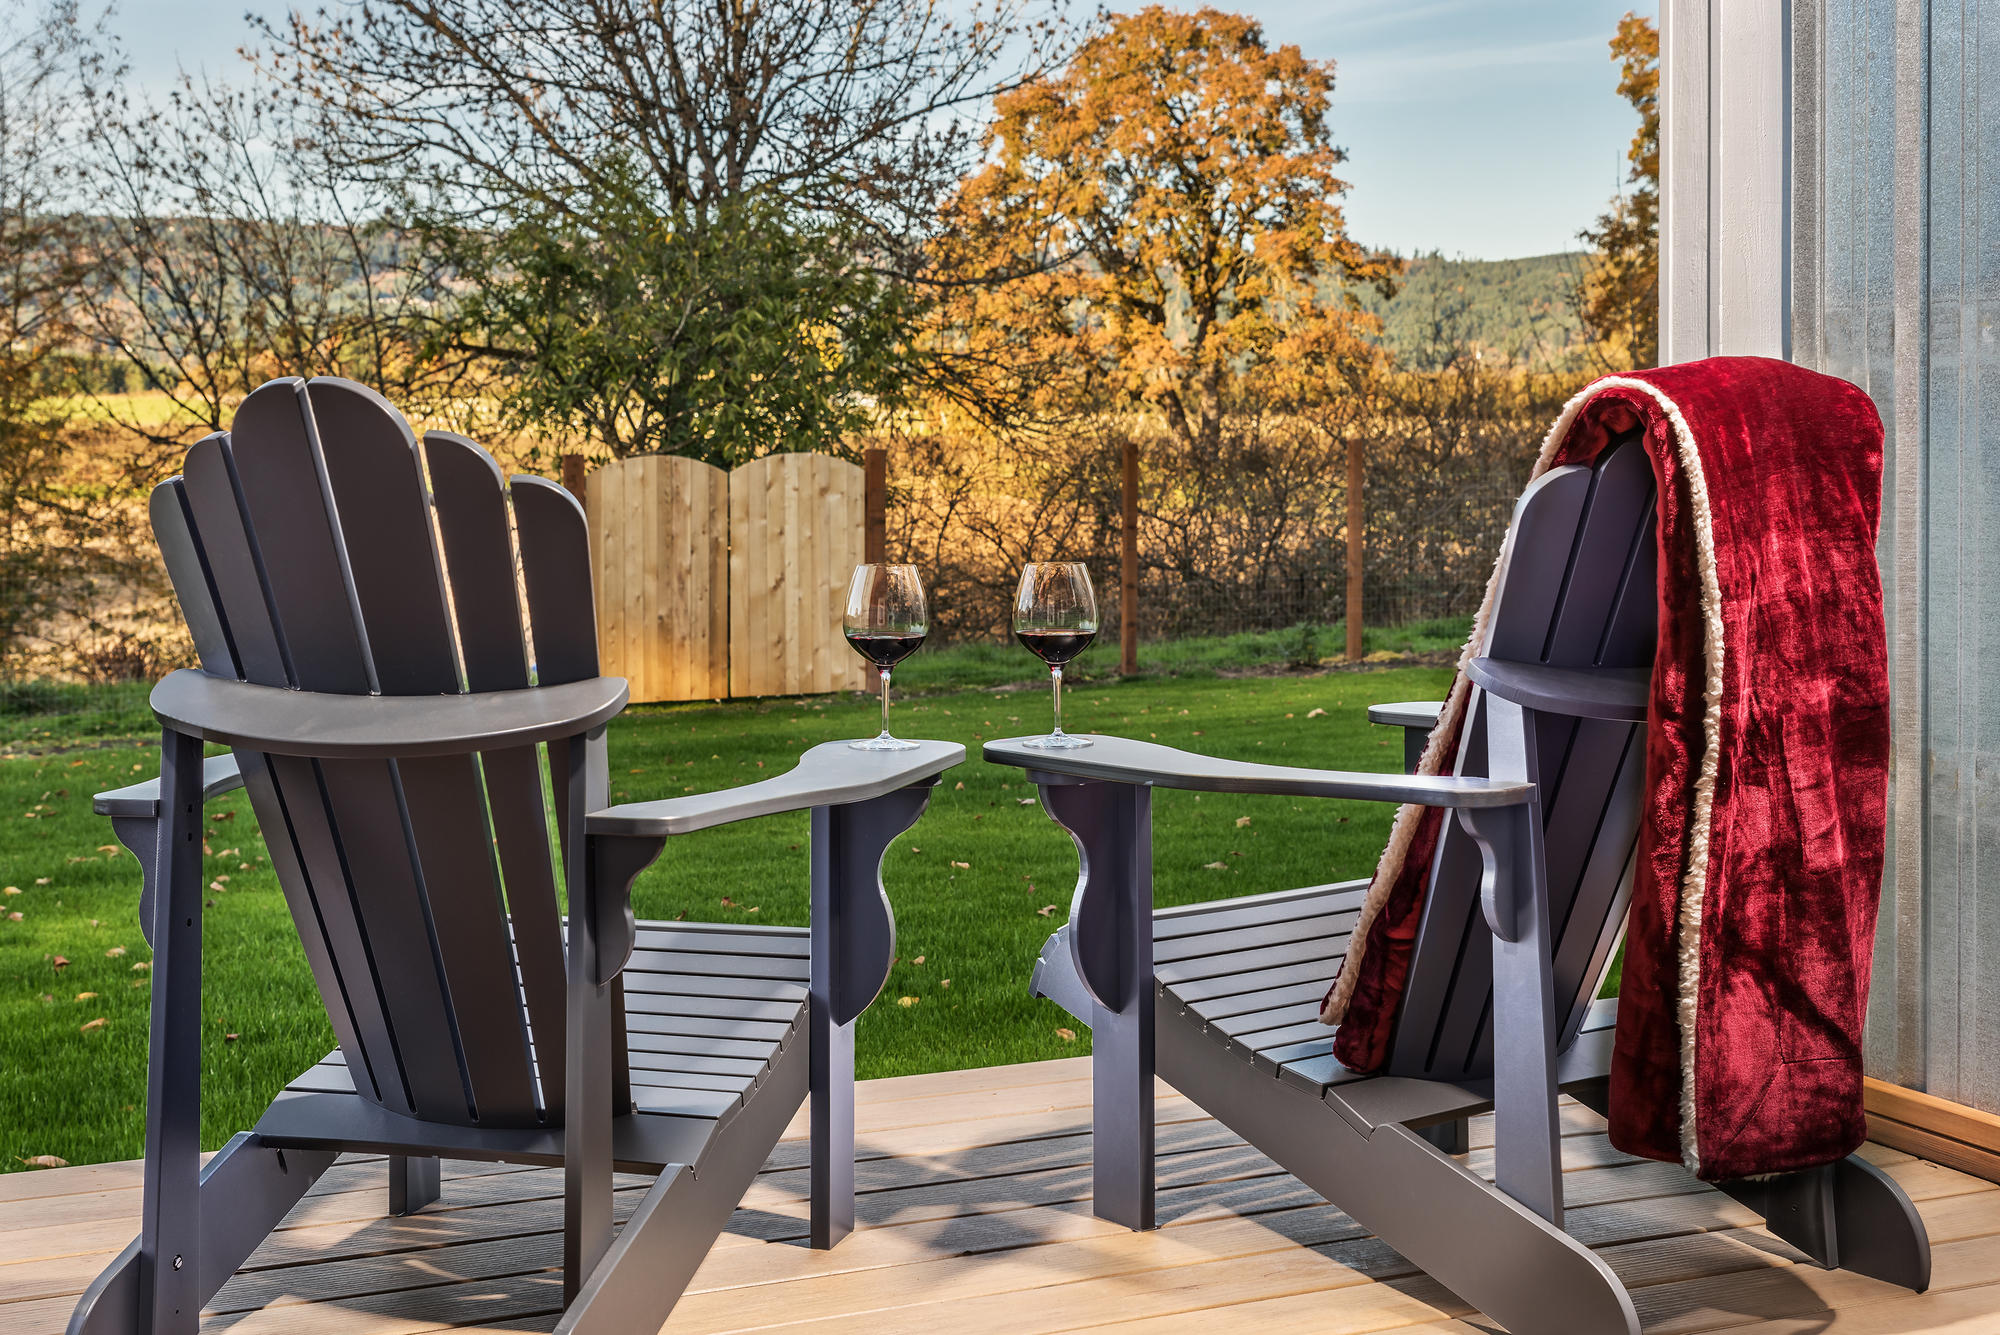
[
  {"left": 845, "top": 629, "right": 927, "bottom": 668},
  {"left": 843, "top": 564, "right": 927, "bottom": 751},
  {"left": 1014, "top": 628, "right": 1095, "bottom": 666},
  {"left": 1012, "top": 562, "right": 1098, "bottom": 749}
]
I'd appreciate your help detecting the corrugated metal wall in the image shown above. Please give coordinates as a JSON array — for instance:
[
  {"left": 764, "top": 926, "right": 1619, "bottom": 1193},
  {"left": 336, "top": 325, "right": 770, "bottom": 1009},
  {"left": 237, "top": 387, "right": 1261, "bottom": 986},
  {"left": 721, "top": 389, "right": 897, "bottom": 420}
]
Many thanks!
[{"left": 1794, "top": 0, "right": 2000, "bottom": 1109}]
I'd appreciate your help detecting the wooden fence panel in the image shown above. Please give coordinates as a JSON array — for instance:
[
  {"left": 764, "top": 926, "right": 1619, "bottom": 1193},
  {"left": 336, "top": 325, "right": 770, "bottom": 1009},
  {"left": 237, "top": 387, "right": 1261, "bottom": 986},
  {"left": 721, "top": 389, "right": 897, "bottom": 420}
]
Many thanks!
[
  {"left": 728, "top": 453, "right": 868, "bottom": 697},
  {"left": 585, "top": 454, "right": 729, "bottom": 703}
]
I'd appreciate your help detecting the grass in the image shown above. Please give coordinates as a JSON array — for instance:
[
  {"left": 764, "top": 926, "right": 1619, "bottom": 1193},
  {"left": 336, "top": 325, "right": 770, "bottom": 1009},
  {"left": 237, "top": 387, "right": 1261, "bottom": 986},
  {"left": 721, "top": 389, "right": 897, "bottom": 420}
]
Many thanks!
[{"left": 0, "top": 659, "right": 1454, "bottom": 1171}]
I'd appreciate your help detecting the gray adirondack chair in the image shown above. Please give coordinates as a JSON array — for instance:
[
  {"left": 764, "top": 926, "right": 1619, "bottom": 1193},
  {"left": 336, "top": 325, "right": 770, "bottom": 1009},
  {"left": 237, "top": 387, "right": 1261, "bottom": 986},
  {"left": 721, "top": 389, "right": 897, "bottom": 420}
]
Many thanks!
[
  {"left": 70, "top": 377, "right": 961, "bottom": 1335},
  {"left": 988, "top": 436, "right": 1929, "bottom": 1334}
]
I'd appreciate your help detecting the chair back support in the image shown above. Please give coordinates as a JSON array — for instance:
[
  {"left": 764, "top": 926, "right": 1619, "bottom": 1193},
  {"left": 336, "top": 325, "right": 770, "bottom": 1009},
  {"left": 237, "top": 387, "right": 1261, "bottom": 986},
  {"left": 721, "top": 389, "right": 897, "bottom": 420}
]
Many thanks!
[
  {"left": 152, "top": 376, "right": 596, "bottom": 1128},
  {"left": 1386, "top": 435, "right": 1657, "bottom": 1082}
]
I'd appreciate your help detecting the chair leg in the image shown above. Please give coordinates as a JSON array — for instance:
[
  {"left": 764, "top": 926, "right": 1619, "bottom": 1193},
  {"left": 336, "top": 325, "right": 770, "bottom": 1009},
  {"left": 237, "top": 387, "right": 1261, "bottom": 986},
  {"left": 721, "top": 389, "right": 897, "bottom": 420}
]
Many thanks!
[
  {"left": 806, "top": 786, "right": 935, "bottom": 1250},
  {"left": 1089, "top": 977, "right": 1155, "bottom": 1231},
  {"left": 389, "top": 1155, "right": 441, "bottom": 1216},
  {"left": 68, "top": 1135, "right": 335, "bottom": 1335},
  {"left": 1038, "top": 780, "right": 1156, "bottom": 1232},
  {"left": 809, "top": 995, "right": 856, "bottom": 1249},
  {"left": 1715, "top": 1153, "right": 1931, "bottom": 1291},
  {"left": 1158, "top": 1004, "right": 1638, "bottom": 1335},
  {"left": 138, "top": 728, "right": 206, "bottom": 1335},
  {"left": 1418, "top": 1118, "right": 1470, "bottom": 1155},
  {"left": 556, "top": 1031, "right": 808, "bottom": 1335}
]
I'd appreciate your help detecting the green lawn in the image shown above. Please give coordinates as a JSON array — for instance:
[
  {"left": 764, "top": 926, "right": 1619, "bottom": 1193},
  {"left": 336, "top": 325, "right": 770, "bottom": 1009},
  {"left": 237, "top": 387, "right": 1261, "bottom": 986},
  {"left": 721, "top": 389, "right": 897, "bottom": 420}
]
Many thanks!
[{"left": 0, "top": 662, "right": 1455, "bottom": 1171}]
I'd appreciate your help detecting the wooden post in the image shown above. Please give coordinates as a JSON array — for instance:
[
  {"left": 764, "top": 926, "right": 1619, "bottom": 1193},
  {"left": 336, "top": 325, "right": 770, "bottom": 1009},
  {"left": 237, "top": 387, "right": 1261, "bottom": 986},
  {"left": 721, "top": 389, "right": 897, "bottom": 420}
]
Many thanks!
[
  {"left": 561, "top": 452, "right": 588, "bottom": 506},
  {"left": 1120, "top": 436, "right": 1138, "bottom": 675},
  {"left": 1345, "top": 436, "right": 1364, "bottom": 662},
  {"left": 863, "top": 448, "right": 887, "bottom": 565}
]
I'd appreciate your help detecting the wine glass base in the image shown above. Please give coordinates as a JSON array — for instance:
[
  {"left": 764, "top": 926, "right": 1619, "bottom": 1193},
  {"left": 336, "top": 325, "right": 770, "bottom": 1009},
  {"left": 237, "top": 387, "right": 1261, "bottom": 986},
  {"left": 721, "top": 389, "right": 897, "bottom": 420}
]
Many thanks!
[
  {"left": 850, "top": 735, "right": 923, "bottom": 752},
  {"left": 1019, "top": 733, "right": 1093, "bottom": 750}
]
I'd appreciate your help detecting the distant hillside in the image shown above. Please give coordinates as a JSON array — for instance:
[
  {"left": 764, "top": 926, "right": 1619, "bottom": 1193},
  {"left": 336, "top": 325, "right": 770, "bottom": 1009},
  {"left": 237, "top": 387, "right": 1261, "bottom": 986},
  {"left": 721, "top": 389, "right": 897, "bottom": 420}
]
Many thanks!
[{"left": 1356, "top": 252, "right": 1589, "bottom": 367}]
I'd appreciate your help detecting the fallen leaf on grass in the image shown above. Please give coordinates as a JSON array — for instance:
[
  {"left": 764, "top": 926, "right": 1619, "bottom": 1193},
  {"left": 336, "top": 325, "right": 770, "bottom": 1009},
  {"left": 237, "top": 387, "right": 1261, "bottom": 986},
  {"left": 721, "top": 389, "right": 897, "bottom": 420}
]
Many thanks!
[
  {"left": 912, "top": 956, "right": 926, "bottom": 965},
  {"left": 105, "top": 946, "right": 125, "bottom": 958},
  {"left": 1235, "top": 816, "right": 1252, "bottom": 828},
  {"left": 131, "top": 961, "right": 150, "bottom": 973},
  {"left": 7, "top": 912, "right": 21, "bottom": 921},
  {"left": 896, "top": 996, "right": 918, "bottom": 1007},
  {"left": 224, "top": 1033, "right": 238, "bottom": 1042},
  {"left": 18, "top": 1155, "right": 66, "bottom": 1169},
  {"left": 953, "top": 781, "right": 965, "bottom": 790},
  {"left": 80, "top": 1018, "right": 107, "bottom": 1032},
  {"left": 34, "top": 877, "right": 50, "bottom": 885},
  {"left": 95, "top": 846, "right": 121, "bottom": 856},
  {"left": 951, "top": 860, "right": 970, "bottom": 870},
  {"left": 1016, "top": 797, "right": 1035, "bottom": 806},
  {"left": 940, "top": 979, "right": 951, "bottom": 988},
  {"left": 1036, "top": 904, "right": 1056, "bottom": 916},
  {"left": 51, "top": 956, "right": 68, "bottom": 970},
  {"left": 1203, "top": 861, "right": 1229, "bottom": 871},
  {"left": 210, "top": 811, "right": 235, "bottom": 822},
  {"left": 3, "top": 885, "right": 18, "bottom": 894},
  {"left": 1306, "top": 707, "right": 1326, "bottom": 718},
  {"left": 75, "top": 992, "right": 97, "bottom": 1000},
  {"left": 1055, "top": 1028, "right": 1076, "bottom": 1042}
]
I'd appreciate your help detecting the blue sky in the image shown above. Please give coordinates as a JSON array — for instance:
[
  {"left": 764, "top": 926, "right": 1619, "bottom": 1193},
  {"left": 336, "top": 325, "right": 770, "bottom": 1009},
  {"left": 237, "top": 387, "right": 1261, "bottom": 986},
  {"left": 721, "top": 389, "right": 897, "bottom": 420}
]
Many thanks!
[{"left": 104, "top": 0, "right": 1656, "bottom": 261}]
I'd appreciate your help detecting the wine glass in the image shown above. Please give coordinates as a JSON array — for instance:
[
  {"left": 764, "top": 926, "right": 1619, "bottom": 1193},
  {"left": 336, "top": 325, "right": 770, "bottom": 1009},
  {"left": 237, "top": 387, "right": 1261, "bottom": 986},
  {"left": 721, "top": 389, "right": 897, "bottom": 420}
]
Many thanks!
[
  {"left": 844, "top": 564, "right": 927, "bottom": 751},
  {"left": 1013, "top": 562, "right": 1098, "bottom": 749}
]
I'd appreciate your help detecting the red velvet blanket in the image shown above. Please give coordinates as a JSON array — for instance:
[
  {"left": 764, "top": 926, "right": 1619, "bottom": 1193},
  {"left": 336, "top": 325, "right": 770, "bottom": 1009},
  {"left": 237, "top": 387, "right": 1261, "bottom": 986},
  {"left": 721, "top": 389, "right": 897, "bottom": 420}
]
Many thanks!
[{"left": 1320, "top": 357, "right": 1890, "bottom": 1181}]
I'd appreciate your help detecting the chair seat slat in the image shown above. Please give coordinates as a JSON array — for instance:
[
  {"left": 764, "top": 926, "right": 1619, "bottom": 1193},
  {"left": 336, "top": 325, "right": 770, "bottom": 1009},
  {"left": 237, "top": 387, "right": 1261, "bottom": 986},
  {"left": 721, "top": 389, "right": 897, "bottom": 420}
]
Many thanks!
[
  {"left": 1181, "top": 978, "right": 1333, "bottom": 1024},
  {"left": 1152, "top": 911, "right": 1359, "bottom": 965},
  {"left": 1153, "top": 884, "right": 1366, "bottom": 940},
  {"left": 1162, "top": 956, "right": 1347, "bottom": 1004},
  {"left": 1154, "top": 934, "right": 1348, "bottom": 987}
]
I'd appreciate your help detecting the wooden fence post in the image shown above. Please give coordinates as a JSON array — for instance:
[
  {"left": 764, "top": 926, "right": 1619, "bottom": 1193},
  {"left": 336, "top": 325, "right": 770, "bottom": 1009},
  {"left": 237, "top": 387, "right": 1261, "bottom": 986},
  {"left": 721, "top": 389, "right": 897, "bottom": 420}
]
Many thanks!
[
  {"left": 562, "top": 452, "right": 588, "bottom": 506},
  {"left": 1345, "top": 436, "right": 1364, "bottom": 662},
  {"left": 1121, "top": 436, "right": 1139, "bottom": 676},
  {"left": 864, "top": 448, "right": 887, "bottom": 565}
]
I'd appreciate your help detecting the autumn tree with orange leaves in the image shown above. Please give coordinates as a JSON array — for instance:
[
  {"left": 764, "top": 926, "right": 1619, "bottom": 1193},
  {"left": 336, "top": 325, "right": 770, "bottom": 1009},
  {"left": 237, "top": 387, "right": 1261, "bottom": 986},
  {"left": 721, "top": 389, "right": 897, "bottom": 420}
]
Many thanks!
[
  {"left": 933, "top": 6, "right": 1396, "bottom": 449},
  {"left": 1576, "top": 12, "right": 1659, "bottom": 367}
]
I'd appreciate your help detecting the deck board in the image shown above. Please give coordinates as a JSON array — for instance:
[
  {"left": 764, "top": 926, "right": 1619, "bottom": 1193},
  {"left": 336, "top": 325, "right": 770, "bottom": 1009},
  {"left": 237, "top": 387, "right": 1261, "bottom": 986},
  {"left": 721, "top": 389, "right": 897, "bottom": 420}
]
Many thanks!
[{"left": 1, "top": 1058, "right": 1995, "bottom": 1334}]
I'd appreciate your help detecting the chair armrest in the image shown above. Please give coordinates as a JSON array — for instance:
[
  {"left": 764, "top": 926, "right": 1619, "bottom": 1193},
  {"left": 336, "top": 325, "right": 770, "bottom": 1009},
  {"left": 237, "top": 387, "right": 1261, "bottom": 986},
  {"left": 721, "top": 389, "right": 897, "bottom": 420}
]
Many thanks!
[
  {"left": 1366, "top": 700, "right": 1444, "bottom": 731},
  {"left": 587, "top": 739, "right": 964, "bottom": 838},
  {"left": 149, "top": 669, "right": 629, "bottom": 758},
  {"left": 1466, "top": 658, "right": 1649, "bottom": 722},
  {"left": 1369, "top": 699, "right": 1445, "bottom": 774},
  {"left": 93, "top": 754, "right": 245, "bottom": 817},
  {"left": 983, "top": 735, "right": 1531, "bottom": 807}
]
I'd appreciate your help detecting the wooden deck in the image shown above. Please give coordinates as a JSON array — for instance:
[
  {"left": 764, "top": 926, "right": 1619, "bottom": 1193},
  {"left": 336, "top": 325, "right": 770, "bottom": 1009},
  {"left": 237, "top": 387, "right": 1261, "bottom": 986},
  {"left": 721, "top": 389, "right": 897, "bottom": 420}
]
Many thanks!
[{"left": 4, "top": 1058, "right": 1998, "bottom": 1334}]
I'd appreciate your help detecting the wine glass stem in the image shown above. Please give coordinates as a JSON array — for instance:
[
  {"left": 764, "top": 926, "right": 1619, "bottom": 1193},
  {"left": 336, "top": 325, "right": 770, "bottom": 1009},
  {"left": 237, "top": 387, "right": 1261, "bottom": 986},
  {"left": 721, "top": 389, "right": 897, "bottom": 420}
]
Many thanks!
[
  {"left": 1051, "top": 665, "right": 1064, "bottom": 736},
  {"left": 878, "top": 667, "right": 893, "bottom": 739}
]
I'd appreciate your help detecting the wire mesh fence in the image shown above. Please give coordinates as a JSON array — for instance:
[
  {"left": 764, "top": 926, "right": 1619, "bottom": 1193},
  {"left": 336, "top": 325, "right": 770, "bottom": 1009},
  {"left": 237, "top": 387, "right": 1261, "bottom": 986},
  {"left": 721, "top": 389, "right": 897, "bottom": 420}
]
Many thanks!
[{"left": 886, "top": 407, "right": 1549, "bottom": 656}]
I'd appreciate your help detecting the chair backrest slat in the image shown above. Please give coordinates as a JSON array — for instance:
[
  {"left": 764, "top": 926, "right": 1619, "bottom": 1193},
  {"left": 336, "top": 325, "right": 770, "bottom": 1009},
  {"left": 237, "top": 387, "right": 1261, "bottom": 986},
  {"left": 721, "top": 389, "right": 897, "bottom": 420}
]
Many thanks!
[
  {"left": 1387, "top": 435, "right": 1658, "bottom": 1081},
  {"left": 151, "top": 377, "right": 593, "bottom": 1128},
  {"left": 176, "top": 427, "right": 414, "bottom": 1113},
  {"left": 179, "top": 436, "right": 289, "bottom": 686},
  {"left": 426, "top": 431, "right": 573, "bottom": 1118},
  {"left": 514, "top": 476, "right": 599, "bottom": 869},
  {"left": 150, "top": 474, "right": 240, "bottom": 682},
  {"left": 228, "top": 382, "right": 374, "bottom": 692}
]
